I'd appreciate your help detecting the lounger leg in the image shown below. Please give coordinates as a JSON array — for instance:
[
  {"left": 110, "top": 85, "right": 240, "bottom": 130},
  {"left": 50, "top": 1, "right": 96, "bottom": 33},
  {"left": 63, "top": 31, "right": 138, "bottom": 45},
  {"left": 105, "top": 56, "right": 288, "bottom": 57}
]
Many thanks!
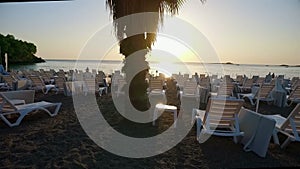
[
  {"left": 233, "top": 115, "right": 240, "bottom": 144},
  {"left": 0, "top": 112, "right": 27, "bottom": 127},
  {"left": 281, "top": 137, "right": 292, "bottom": 149},
  {"left": 55, "top": 87, "right": 59, "bottom": 94},
  {"left": 233, "top": 136, "right": 238, "bottom": 144},
  {"left": 191, "top": 108, "right": 197, "bottom": 124},
  {"left": 50, "top": 103, "right": 62, "bottom": 116},
  {"left": 14, "top": 112, "right": 27, "bottom": 127},
  {"left": 287, "top": 101, "right": 293, "bottom": 107},
  {"left": 99, "top": 88, "right": 102, "bottom": 96},
  {"left": 196, "top": 117, "right": 202, "bottom": 141},
  {"left": 41, "top": 88, "right": 46, "bottom": 94},
  {"left": 40, "top": 103, "right": 62, "bottom": 117},
  {"left": 272, "top": 130, "right": 280, "bottom": 145},
  {"left": 250, "top": 98, "right": 255, "bottom": 106},
  {"left": 45, "top": 87, "right": 55, "bottom": 94}
]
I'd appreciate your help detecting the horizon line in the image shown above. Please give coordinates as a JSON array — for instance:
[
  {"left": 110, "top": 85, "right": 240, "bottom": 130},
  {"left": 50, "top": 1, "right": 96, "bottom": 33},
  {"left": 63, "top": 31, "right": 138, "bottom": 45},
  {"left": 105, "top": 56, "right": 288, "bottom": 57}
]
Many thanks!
[{"left": 44, "top": 59, "right": 300, "bottom": 67}]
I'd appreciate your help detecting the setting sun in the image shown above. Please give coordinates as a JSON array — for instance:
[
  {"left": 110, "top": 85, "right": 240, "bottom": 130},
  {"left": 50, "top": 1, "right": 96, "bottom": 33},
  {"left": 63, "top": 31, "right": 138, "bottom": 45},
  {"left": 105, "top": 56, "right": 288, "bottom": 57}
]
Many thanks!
[{"left": 149, "top": 35, "right": 199, "bottom": 63}]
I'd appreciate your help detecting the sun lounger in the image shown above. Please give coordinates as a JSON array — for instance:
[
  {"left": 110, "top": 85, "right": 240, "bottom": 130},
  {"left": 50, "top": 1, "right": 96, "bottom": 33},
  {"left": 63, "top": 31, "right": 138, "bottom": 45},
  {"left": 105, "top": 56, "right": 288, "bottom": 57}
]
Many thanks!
[
  {"left": 238, "top": 107, "right": 276, "bottom": 157},
  {"left": 238, "top": 78, "right": 254, "bottom": 93},
  {"left": 147, "top": 78, "right": 167, "bottom": 105},
  {"left": 264, "top": 103, "right": 300, "bottom": 148},
  {"left": 148, "top": 78, "right": 165, "bottom": 95},
  {"left": 54, "top": 76, "right": 66, "bottom": 93},
  {"left": 1, "top": 75, "right": 16, "bottom": 90},
  {"left": 0, "top": 90, "right": 62, "bottom": 127},
  {"left": 239, "top": 84, "right": 274, "bottom": 112},
  {"left": 179, "top": 80, "right": 199, "bottom": 100},
  {"left": 28, "top": 75, "right": 58, "bottom": 94},
  {"left": 193, "top": 97, "right": 244, "bottom": 143}
]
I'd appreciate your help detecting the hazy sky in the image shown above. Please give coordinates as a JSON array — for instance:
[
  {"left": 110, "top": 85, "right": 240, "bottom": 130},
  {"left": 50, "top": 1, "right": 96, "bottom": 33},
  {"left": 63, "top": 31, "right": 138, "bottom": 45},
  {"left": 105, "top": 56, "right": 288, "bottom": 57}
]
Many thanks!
[{"left": 0, "top": 0, "right": 299, "bottom": 65}]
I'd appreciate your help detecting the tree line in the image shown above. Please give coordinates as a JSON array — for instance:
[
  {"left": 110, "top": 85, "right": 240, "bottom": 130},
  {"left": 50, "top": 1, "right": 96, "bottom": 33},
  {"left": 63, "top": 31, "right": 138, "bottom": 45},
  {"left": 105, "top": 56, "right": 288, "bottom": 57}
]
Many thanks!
[{"left": 0, "top": 33, "right": 45, "bottom": 66}]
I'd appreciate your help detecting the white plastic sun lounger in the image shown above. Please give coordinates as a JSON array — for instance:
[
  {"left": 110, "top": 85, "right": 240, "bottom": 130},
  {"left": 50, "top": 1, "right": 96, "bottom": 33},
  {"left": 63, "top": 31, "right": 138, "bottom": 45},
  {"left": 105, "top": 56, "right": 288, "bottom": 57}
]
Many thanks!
[
  {"left": 0, "top": 91, "right": 62, "bottom": 127},
  {"left": 264, "top": 103, "right": 300, "bottom": 148}
]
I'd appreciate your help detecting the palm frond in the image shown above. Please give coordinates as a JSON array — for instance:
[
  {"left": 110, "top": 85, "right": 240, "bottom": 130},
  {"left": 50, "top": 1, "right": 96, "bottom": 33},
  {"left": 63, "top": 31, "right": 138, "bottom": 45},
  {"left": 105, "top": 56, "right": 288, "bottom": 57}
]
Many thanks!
[{"left": 106, "top": 0, "right": 205, "bottom": 49}]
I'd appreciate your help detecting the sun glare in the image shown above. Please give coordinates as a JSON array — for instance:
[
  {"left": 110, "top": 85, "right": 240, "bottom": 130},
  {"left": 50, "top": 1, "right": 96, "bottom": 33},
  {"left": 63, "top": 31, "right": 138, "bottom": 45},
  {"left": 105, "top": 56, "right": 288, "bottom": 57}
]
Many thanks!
[
  {"left": 147, "top": 35, "right": 200, "bottom": 77},
  {"left": 150, "top": 35, "right": 199, "bottom": 63}
]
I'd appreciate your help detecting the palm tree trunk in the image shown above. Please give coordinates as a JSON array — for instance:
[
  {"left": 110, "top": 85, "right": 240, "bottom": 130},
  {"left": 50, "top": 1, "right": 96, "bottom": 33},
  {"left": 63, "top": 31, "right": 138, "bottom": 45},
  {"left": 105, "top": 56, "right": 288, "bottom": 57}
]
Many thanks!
[{"left": 120, "top": 34, "right": 150, "bottom": 111}]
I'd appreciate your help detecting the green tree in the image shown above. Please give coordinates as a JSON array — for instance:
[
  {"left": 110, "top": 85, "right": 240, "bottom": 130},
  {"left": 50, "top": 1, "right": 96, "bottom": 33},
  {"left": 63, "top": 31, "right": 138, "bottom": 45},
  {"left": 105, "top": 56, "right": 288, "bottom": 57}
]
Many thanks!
[
  {"left": 106, "top": 0, "right": 204, "bottom": 111},
  {"left": 0, "top": 33, "right": 44, "bottom": 66}
]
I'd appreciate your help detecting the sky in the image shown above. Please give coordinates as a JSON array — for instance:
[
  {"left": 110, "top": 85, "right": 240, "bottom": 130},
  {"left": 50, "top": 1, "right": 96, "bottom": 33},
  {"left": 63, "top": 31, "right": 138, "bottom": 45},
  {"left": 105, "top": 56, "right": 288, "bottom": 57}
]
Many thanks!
[{"left": 0, "top": 0, "right": 299, "bottom": 65}]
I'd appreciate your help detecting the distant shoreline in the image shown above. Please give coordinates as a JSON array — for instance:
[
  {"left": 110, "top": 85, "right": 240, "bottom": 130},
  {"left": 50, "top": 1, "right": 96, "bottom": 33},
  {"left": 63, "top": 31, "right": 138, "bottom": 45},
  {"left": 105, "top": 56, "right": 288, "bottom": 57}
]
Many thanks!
[{"left": 44, "top": 59, "right": 300, "bottom": 67}]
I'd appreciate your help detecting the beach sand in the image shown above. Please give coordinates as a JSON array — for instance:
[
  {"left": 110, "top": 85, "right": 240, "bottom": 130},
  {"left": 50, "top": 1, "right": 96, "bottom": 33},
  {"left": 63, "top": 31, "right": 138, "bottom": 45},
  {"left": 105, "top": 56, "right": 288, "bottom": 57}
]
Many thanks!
[{"left": 1, "top": 79, "right": 300, "bottom": 168}]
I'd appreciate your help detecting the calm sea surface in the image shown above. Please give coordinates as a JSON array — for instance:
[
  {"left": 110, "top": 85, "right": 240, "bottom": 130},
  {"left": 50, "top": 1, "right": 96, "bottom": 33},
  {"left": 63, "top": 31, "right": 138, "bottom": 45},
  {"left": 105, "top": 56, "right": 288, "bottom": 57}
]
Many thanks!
[{"left": 9, "top": 59, "right": 300, "bottom": 79}]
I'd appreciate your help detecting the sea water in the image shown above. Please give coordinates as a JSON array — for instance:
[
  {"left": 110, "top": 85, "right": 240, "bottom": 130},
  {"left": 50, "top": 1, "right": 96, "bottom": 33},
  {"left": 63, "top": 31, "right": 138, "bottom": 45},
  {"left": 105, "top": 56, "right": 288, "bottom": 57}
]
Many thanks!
[{"left": 9, "top": 59, "right": 300, "bottom": 79}]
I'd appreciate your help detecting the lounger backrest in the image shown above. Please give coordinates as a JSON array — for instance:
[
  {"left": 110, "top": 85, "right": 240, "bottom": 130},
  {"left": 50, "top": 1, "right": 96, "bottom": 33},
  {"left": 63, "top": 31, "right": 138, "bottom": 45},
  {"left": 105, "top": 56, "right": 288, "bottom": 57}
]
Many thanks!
[
  {"left": 236, "top": 75, "right": 244, "bottom": 84},
  {"left": 29, "top": 75, "right": 45, "bottom": 87},
  {"left": 223, "top": 75, "right": 233, "bottom": 83},
  {"left": 116, "top": 79, "right": 126, "bottom": 92},
  {"left": 243, "top": 78, "right": 254, "bottom": 88},
  {"left": 280, "top": 104, "right": 300, "bottom": 135},
  {"left": 95, "top": 74, "right": 106, "bottom": 85},
  {"left": 199, "top": 74, "right": 205, "bottom": 79},
  {"left": 289, "top": 86, "right": 300, "bottom": 100},
  {"left": 291, "top": 78, "right": 299, "bottom": 89},
  {"left": 255, "top": 77, "right": 265, "bottom": 85},
  {"left": 205, "top": 98, "right": 244, "bottom": 128},
  {"left": 41, "top": 73, "right": 51, "bottom": 83},
  {"left": 0, "top": 93, "right": 18, "bottom": 112},
  {"left": 31, "top": 70, "right": 40, "bottom": 76},
  {"left": 175, "top": 75, "right": 185, "bottom": 88},
  {"left": 45, "top": 71, "right": 54, "bottom": 78},
  {"left": 57, "top": 70, "right": 65, "bottom": 78},
  {"left": 55, "top": 77, "right": 66, "bottom": 90},
  {"left": 258, "top": 84, "right": 274, "bottom": 99},
  {"left": 211, "top": 75, "right": 218, "bottom": 80},
  {"left": 183, "top": 80, "right": 198, "bottom": 95},
  {"left": 291, "top": 77, "right": 299, "bottom": 83},
  {"left": 2, "top": 75, "right": 16, "bottom": 87},
  {"left": 84, "top": 77, "right": 96, "bottom": 92},
  {"left": 149, "top": 79, "right": 164, "bottom": 91},
  {"left": 183, "top": 74, "right": 189, "bottom": 80},
  {"left": 199, "top": 77, "right": 210, "bottom": 88},
  {"left": 217, "top": 83, "right": 234, "bottom": 97}
]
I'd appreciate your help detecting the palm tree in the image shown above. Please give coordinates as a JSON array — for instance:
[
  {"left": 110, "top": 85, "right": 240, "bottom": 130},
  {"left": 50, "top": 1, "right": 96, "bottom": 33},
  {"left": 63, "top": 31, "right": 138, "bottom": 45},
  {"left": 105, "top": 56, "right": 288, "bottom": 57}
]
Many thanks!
[{"left": 106, "top": 0, "right": 204, "bottom": 111}]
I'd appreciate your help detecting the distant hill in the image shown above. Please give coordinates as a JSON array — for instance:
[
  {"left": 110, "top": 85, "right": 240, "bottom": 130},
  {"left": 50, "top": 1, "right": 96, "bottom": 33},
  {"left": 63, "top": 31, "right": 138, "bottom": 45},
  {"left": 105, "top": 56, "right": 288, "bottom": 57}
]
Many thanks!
[
  {"left": 0, "top": 34, "right": 45, "bottom": 66},
  {"left": 279, "top": 64, "right": 289, "bottom": 67}
]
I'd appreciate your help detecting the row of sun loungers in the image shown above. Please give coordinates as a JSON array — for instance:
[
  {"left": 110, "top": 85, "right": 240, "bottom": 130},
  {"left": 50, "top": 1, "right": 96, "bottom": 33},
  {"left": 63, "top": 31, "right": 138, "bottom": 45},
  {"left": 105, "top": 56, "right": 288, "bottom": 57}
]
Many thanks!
[
  {"left": 0, "top": 69, "right": 110, "bottom": 127},
  {"left": 151, "top": 73, "right": 300, "bottom": 156},
  {"left": 0, "top": 68, "right": 110, "bottom": 96},
  {"left": 1, "top": 69, "right": 300, "bottom": 157}
]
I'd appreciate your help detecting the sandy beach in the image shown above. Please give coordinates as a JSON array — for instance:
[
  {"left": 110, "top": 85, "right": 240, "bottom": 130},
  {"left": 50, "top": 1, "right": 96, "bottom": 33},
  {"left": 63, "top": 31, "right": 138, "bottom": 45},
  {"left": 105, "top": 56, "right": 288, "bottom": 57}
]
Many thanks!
[
  {"left": 1, "top": 0, "right": 299, "bottom": 168},
  {"left": 1, "top": 78, "right": 300, "bottom": 169}
]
